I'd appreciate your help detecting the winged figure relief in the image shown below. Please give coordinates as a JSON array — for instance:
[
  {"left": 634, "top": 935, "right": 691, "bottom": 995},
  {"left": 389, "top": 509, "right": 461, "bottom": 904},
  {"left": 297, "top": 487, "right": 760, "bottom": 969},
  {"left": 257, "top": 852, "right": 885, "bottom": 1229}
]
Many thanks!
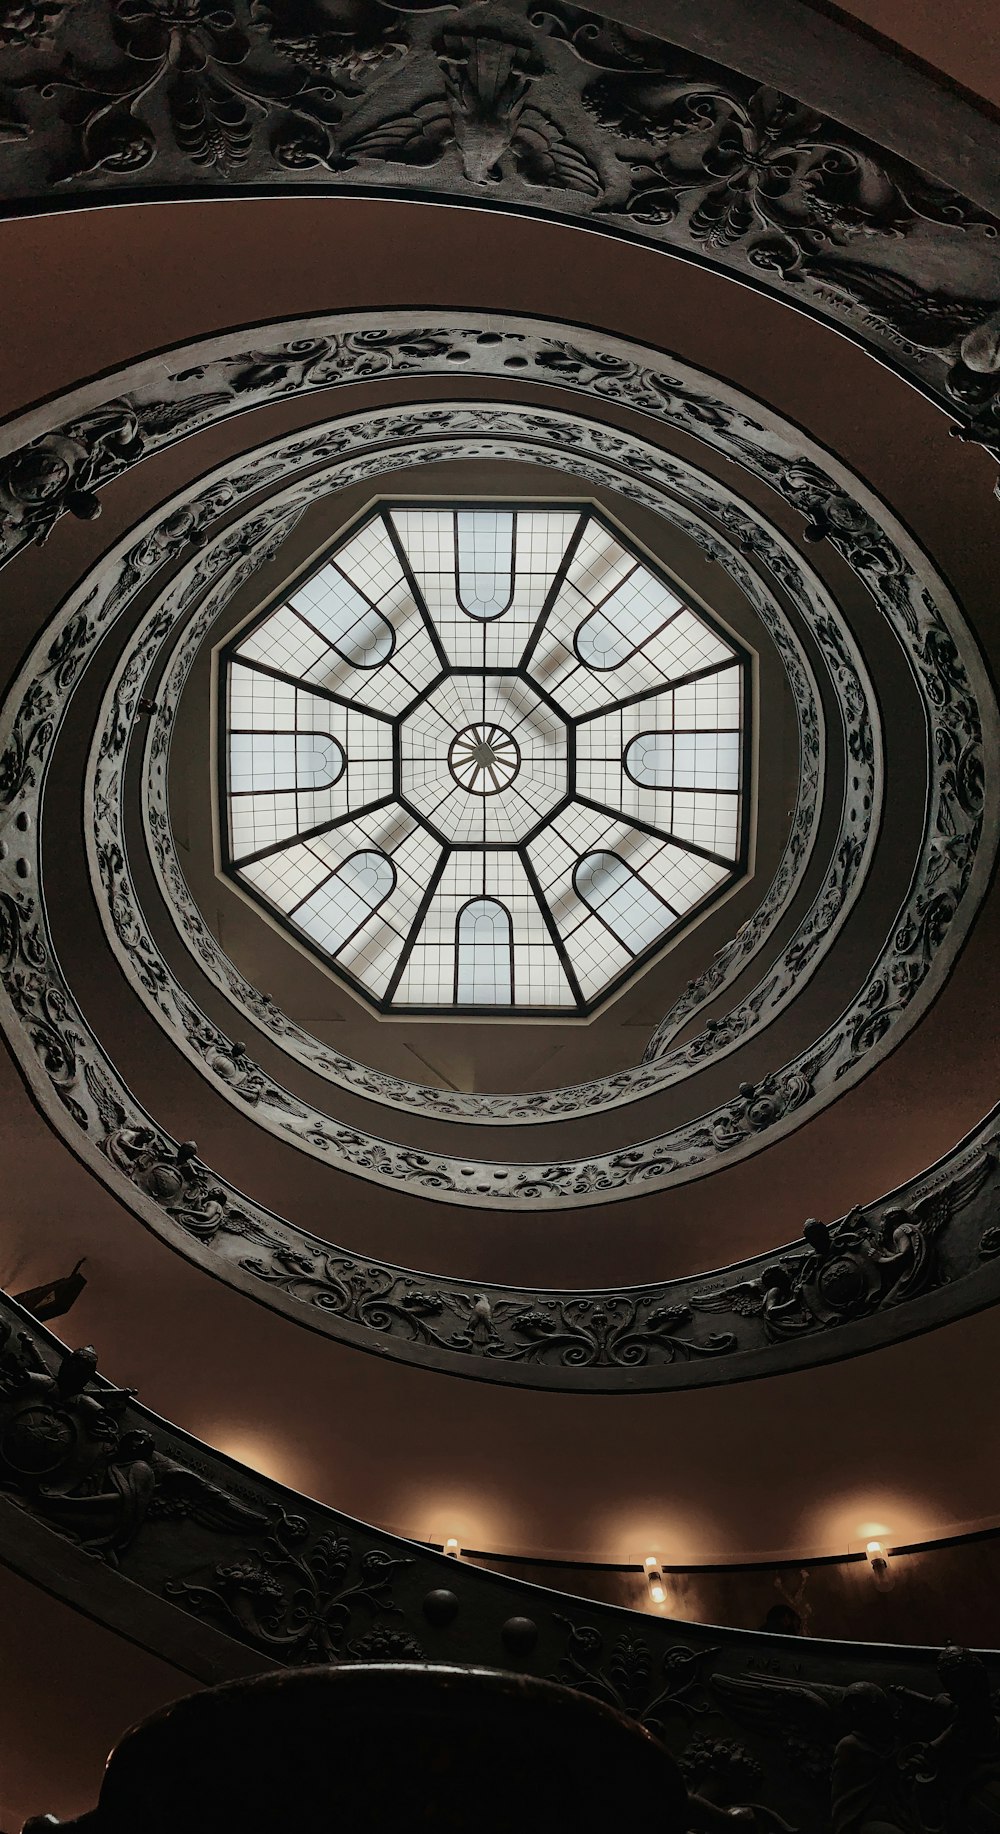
[
  {"left": 714, "top": 1652, "right": 1000, "bottom": 1834},
  {"left": 343, "top": 28, "right": 602, "bottom": 193},
  {"left": 714, "top": 1670, "right": 910, "bottom": 1833},
  {"left": 37, "top": 1428, "right": 270, "bottom": 1563},
  {"left": 813, "top": 260, "right": 1000, "bottom": 374}
]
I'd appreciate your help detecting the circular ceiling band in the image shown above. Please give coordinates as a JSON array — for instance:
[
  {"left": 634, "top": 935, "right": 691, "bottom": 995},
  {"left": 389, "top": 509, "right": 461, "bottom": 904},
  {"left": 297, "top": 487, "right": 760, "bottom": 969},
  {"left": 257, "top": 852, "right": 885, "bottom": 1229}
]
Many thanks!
[
  {"left": 78, "top": 416, "right": 954, "bottom": 1190},
  {"left": 0, "top": 396, "right": 996, "bottom": 1377},
  {"left": 125, "top": 401, "right": 857, "bottom": 1126},
  {"left": 0, "top": 314, "right": 992, "bottom": 1214},
  {"left": 8, "top": 448, "right": 1000, "bottom": 1383}
]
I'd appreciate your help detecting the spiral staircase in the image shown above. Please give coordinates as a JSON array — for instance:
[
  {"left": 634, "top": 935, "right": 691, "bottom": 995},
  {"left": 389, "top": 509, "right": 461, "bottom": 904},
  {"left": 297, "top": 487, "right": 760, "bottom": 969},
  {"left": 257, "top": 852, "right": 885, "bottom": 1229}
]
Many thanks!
[{"left": 2, "top": 1, "right": 1000, "bottom": 1826}]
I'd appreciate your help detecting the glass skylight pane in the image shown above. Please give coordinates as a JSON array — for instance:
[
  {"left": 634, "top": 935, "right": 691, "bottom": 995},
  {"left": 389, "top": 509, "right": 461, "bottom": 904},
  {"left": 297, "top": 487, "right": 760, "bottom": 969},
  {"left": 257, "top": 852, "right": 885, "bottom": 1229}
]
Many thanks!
[
  {"left": 224, "top": 503, "right": 748, "bottom": 1013},
  {"left": 456, "top": 512, "right": 515, "bottom": 619},
  {"left": 456, "top": 899, "right": 514, "bottom": 1002}
]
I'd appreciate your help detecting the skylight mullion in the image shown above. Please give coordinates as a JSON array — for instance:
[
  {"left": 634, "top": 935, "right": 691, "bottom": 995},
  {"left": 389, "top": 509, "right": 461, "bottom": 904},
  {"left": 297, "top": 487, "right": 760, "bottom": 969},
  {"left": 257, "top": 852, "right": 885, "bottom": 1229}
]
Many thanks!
[
  {"left": 384, "top": 511, "right": 451, "bottom": 672},
  {"left": 572, "top": 794, "right": 736, "bottom": 869},
  {"left": 230, "top": 794, "right": 399, "bottom": 869},
  {"left": 383, "top": 848, "right": 450, "bottom": 1003},
  {"left": 228, "top": 656, "right": 396, "bottom": 722},
  {"left": 518, "top": 512, "right": 587, "bottom": 674},
  {"left": 573, "top": 658, "right": 734, "bottom": 725},
  {"left": 519, "top": 847, "right": 585, "bottom": 1008}
]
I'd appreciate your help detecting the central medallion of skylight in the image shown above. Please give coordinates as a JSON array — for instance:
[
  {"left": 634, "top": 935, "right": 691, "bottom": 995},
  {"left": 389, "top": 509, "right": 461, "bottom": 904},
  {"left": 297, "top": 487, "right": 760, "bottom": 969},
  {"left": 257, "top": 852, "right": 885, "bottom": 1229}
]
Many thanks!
[{"left": 220, "top": 504, "right": 750, "bottom": 1016}]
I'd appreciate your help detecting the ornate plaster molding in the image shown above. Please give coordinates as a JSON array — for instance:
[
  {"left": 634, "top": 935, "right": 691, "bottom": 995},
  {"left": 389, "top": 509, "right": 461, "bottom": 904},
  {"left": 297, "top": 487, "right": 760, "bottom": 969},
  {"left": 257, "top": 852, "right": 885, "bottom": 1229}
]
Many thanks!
[
  {"left": 0, "top": 315, "right": 986, "bottom": 1202},
  {"left": 114, "top": 402, "right": 873, "bottom": 1126},
  {"left": 1, "top": 1, "right": 999, "bottom": 467},
  {"left": 0, "top": 310, "right": 997, "bottom": 1385}
]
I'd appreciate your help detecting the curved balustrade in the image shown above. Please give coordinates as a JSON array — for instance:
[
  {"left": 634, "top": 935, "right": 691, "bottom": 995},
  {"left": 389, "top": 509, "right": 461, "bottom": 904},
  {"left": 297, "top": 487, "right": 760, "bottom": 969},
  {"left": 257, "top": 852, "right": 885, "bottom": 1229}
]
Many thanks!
[{"left": 2, "top": 1289, "right": 998, "bottom": 1834}]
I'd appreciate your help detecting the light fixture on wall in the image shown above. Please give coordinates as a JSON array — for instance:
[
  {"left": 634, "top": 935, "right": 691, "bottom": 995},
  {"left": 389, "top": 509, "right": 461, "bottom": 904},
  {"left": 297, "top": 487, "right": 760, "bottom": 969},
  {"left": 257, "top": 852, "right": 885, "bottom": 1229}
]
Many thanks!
[
  {"left": 643, "top": 1555, "right": 667, "bottom": 1605},
  {"left": 866, "top": 1541, "right": 894, "bottom": 1591},
  {"left": 444, "top": 1536, "right": 462, "bottom": 1559}
]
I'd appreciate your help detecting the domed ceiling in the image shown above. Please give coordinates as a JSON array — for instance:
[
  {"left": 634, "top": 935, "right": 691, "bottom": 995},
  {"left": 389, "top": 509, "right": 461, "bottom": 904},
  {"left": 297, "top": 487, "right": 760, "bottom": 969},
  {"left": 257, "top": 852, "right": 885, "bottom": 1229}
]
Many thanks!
[{"left": 1, "top": 0, "right": 1000, "bottom": 1640}]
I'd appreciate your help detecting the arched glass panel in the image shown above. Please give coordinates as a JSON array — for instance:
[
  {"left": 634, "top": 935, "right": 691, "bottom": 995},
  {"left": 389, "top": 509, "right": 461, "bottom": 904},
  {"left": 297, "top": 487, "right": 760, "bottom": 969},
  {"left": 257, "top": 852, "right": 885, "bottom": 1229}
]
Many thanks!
[
  {"left": 455, "top": 898, "right": 514, "bottom": 1004},
  {"left": 456, "top": 511, "right": 515, "bottom": 619},
  {"left": 321, "top": 851, "right": 395, "bottom": 955},
  {"left": 292, "top": 568, "right": 395, "bottom": 668},
  {"left": 624, "top": 733, "right": 673, "bottom": 786},
  {"left": 625, "top": 731, "right": 740, "bottom": 790},
  {"left": 575, "top": 572, "right": 679, "bottom": 670},
  {"left": 574, "top": 851, "right": 674, "bottom": 955},
  {"left": 229, "top": 732, "right": 345, "bottom": 795}
]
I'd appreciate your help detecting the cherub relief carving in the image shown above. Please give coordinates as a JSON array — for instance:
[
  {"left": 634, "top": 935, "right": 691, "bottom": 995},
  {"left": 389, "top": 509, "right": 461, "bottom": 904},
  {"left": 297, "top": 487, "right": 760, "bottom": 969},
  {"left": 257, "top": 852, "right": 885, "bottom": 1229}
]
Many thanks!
[{"left": 690, "top": 1156, "right": 995, "bottom": 1340}]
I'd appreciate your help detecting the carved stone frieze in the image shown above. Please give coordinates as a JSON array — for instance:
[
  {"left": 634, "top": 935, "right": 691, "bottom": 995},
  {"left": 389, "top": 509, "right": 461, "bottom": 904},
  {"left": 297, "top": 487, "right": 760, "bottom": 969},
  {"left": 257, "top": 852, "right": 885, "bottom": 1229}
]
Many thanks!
[
  {"left": 0, "top": 0, "right": 999, "bottom": 463},
  {"left": 165, "top": 1510, "right": 423, "bottom": 1666}
]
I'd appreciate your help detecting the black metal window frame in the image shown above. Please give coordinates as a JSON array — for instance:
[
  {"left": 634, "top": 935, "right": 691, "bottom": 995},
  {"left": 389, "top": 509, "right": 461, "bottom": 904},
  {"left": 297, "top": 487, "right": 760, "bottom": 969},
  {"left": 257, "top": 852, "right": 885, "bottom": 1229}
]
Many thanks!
[
  {"left": 453, "top": 506, "right": 517, "bottom": 622},
  {"left": 453, "top": 895, "right": 517, "bottom": 1005},
  {"left": 218, "top": 499, "right": 753, "bottom": 1020}
]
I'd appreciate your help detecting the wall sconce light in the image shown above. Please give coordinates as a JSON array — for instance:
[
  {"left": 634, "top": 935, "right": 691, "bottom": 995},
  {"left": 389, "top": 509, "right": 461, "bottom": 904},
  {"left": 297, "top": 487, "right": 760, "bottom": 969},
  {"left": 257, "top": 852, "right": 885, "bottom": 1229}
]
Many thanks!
[
  {"left": 866, "top": 1541, "right": 894, "bottom": 1591},
  {"left": 643, "top": 1555, "right": 667, "bottom": 1605},
  {"left": 444, "top": 1536, "right": 462, "bottom": 1559}
]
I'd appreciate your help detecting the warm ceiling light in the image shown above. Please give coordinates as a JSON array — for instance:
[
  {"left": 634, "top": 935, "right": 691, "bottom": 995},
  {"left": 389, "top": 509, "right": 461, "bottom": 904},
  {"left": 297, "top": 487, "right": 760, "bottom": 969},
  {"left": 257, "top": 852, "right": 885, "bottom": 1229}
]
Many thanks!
[
  {"left": 866, "top": 1540, "right": 894, "bottom": 1591},
  {"left": 444, "top": 1536, "right": 462, "bottom": 1559},
  {"left": 644, "top": 1555, "right": 667, "bottom": 1605}
]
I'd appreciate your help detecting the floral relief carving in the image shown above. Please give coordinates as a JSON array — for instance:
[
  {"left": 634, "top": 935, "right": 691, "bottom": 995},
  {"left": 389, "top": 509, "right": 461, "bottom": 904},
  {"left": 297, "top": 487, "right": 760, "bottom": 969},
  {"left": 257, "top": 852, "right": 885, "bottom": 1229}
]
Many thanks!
[
  {"left": 43, "top": 0, "right": 346, "bottom": 179},
  {"left": 166, "top": 1509, "right": 420, "bottom": 1663},
  {"left": 583, "top": 69, "right": 990, "bottom": 267},
  {"left": 0, "top": 0, "right": 996, "bottom": 444},
  {"left": 549, "top": 1616, "right": 716, "bottom": 1738}
]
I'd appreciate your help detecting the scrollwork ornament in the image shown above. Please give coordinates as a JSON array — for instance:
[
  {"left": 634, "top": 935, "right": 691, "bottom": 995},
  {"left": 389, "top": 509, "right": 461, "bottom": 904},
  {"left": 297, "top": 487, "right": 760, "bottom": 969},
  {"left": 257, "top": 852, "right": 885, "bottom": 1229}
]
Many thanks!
[
  {"left": 114, "top": 402, "right": 855, "bottom": 1129},
  {"left": 0, "top": 0, "right": 997, "bottom": 470},
  {"left": 0, "top": 314, "right": 997, "bottom": 1388}
]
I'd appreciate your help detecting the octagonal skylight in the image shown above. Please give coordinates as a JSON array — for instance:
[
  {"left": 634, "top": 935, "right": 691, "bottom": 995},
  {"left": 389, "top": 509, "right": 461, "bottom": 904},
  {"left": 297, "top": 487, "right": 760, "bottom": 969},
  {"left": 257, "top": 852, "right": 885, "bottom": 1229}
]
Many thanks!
[{"left": 220, "top": 504, "right": 750, "bottom": 1015}]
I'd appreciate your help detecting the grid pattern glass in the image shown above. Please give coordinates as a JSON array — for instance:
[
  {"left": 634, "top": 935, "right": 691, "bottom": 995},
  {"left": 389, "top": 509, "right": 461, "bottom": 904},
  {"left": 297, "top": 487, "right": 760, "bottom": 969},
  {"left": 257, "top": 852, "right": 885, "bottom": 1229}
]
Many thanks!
[
  {"left": 222, "top": 504, "right": 749, "bottom": 1013},
  {"left": 455, "top": 900, "right": 514, "bottom": 1003}
]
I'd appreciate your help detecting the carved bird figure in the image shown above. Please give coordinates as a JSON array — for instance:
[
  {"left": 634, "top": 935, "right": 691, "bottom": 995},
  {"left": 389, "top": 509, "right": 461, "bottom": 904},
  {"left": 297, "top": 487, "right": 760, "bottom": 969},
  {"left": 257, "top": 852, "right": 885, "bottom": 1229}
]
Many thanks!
[{"left": 344, "top": 29, "right": 601, "bottom": 195}]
